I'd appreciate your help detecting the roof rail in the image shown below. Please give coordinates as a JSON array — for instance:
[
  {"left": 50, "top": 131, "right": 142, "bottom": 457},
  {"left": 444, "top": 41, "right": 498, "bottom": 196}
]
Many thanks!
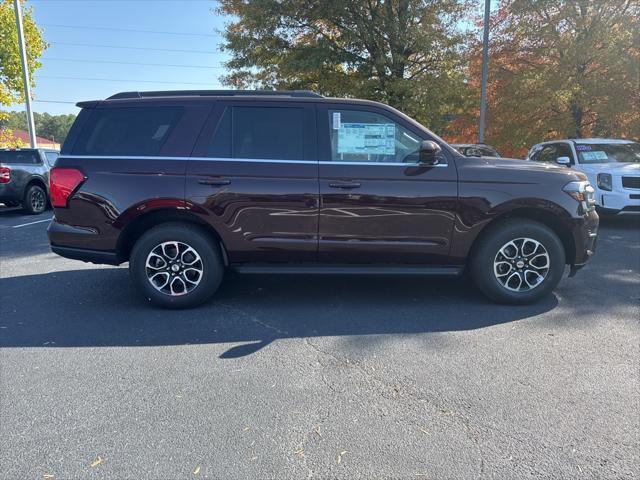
[{"left": 107, "top": 90, "right": 323, "bottom": 100}]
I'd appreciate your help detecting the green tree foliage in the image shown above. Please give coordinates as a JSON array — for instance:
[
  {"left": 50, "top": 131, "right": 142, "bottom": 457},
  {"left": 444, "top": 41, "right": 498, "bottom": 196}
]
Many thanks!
[
  {"left": 0, "top": 0, "right": 47, "bottom": 119},
  {"left": 217, "top": 0, "right": 473, "bottom": 130},
  {"left": 0, "top": 110, "right": 76, "bottom": 143}
]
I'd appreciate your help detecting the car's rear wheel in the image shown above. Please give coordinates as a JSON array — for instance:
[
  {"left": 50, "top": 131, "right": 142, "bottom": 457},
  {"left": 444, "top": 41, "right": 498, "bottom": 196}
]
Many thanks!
[
  {"left": 129, "top": 223, "right": 224, "bottom": 309},
  {"left": 23, "top": 184, "right": 47, "bottom": 214},
  {"left": 469, "top": 219, "right": 565, "bottom": 304}
]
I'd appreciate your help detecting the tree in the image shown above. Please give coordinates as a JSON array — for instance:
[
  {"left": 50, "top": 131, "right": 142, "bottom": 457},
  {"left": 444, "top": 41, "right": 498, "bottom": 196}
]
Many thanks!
[
  {"left": 0, "top": 110, "right": 76, "bottom": 143},
  {"left": 0, "top": 0, "right": 47, "bottom": 119},
  {"left": 448, "top": 0, "right": 640, "bottom": 156},
  {"left": 217, "top": 0, "right": 474, "bottom": 131}
]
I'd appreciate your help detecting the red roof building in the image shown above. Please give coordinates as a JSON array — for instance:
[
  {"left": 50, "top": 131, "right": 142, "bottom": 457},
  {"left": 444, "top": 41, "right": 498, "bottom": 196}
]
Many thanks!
[{"left": 0, "top": 128, "right": 60, "bottom": 149}]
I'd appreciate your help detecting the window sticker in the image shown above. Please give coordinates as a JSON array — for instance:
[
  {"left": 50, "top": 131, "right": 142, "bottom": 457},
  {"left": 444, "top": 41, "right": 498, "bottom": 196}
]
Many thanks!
[
  {"left": 337, "top": 123, "right": 395, "bottom": 155},
  {"left": 332, "top": 112, "right": 341, "bottom": 130},
  {"left": 575, "top": 144, "right": 592, "bottom": 151},
  {"left": 581, "top": 151, "right": 608, "bottom": 161}
]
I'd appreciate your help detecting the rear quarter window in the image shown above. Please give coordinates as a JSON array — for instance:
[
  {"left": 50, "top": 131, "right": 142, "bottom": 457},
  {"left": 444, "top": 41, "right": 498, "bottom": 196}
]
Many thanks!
[
  {"left": 0, "top": 150, "right": 40, "bottom": 164},
  {"left": 72, "top": 106, "right": 184, "bottom": 156}
]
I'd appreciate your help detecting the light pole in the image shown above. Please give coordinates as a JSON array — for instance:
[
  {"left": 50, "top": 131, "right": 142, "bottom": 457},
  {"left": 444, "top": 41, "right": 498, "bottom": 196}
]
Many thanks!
[
  {"left": 478, "top": 0, "right": 490, "bottom": 144},
  {"left": 13, "top": 0, "right": 37, "bottom": 148}
]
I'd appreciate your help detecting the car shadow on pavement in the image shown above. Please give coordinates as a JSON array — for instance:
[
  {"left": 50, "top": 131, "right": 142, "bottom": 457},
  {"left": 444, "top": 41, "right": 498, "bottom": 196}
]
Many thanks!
[{"left": 0, "top": 268, "right": 559, "bottom": 357}]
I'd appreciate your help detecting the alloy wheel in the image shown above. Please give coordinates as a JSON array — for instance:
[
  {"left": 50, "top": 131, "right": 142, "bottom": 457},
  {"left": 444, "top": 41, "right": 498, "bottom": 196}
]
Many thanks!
[
  {"left": 145, "top": 241, "right": 204, "bottom": 296},
  {"left": 493, "top": 237, "right": 550, "bottom": 292}
]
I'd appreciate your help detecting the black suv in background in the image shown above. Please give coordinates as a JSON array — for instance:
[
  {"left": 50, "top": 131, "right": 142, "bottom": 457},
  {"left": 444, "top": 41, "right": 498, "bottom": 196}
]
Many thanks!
[
  {"left": 48, "top": 90, "right": 598, "bottom": 308},
  {"left": 0, "top": 148, "right": 58, "bottom": 214}
]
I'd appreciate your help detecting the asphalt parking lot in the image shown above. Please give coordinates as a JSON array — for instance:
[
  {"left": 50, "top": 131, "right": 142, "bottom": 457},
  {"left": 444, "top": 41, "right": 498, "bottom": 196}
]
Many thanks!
[{"left": 0, "top": 207, "right": 638, "bottom": 479}]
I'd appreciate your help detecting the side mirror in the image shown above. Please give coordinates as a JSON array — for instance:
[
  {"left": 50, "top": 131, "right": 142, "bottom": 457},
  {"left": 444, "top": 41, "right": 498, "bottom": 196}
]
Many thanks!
[
  {"left": 556, "top": 156, "right": 571, "bottom": 166},
  {"left": 419, "top": 140, "right": 442, "bottom": 165}
]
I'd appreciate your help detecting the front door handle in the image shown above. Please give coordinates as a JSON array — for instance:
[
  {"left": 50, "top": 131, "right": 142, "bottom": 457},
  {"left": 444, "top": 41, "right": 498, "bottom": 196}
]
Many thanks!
[
  {"left": 329, "top": 181, "right": 361, "bottom": 189},
  {"left": 198, "top": 178, "right": 231, "bottom": 186}
]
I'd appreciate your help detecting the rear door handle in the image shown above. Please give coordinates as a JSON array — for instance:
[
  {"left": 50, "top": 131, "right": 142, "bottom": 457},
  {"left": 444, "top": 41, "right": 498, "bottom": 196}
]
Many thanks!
[
  {"left": 198, "top": 178, "right": 231, "bottom": 186},
  {"left": 329, "top": 181, "right": 361, "bottom": 189}
]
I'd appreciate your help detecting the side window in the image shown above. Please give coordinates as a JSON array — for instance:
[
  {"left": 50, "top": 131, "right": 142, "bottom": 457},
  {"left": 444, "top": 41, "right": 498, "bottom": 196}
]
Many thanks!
[
  {"left": 73, "top": 106, "right": 184, "bottom": 156},
  {"left": 555, "top": 143, "right": 573, "bottom": 162},
  {"left": 328, "top": 109, "right": 421, "bottom": 163},
  {"left": 45, "top": 151, "right": 58, "bottom": 166},
  {"left": 207, "top": 106, "right": 304, "bottom": 160},
  {"left": 528, "top": 146, "right": 541, "bottom": 161},
  {"left": 536, "top": 145, "right": 558, "bottom": 163},
  {"left": 207, "top": 107, "right": 231, "bottom": 158}
]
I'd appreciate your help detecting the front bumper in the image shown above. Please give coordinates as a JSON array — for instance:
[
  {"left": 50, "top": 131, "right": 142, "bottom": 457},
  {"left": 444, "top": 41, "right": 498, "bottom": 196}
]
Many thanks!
[
  {"left": 570, "top": 209, "right": 599, "bottom": 269},
  {"left": 596, "top": 186, "right": 640, "bottom": 212}
]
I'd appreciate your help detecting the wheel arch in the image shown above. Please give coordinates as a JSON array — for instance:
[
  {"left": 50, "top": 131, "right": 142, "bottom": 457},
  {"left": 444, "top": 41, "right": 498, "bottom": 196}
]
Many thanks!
[
  {"left": 116, "top": 208, "right": 229, "bottom": 265},
  {"left": 469, "top": 207, "right": 575, "bottom": 266},
  {"left": 24, "top": 176, "right": 48, "bottom": 195}
]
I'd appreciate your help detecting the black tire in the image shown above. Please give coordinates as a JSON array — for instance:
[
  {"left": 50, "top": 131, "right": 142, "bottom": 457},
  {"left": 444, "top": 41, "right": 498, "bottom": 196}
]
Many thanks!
[
  {"left": 23, "top": 184, "right": 47, "bottom": 214},
  {"left": 469, "top": 219, "right": 565, "bottom": 304},
  {"left": 129, "top": 222, "right": 224, "bottom": 309}
]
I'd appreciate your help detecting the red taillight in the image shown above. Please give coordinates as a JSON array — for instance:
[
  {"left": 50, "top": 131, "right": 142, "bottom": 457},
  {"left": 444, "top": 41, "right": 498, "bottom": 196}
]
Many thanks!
[
  {"left": 0, "top": 166, "right": 10, "bottom": 184},
  {"left": 50, "top": 168, "right": 85, "bottom": 208}
]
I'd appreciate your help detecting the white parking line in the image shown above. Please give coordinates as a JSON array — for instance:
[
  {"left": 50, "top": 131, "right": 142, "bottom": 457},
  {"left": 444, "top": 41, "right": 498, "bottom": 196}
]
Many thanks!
[{"left": 12, "top": 218, "right": 53, "bottom": 228}]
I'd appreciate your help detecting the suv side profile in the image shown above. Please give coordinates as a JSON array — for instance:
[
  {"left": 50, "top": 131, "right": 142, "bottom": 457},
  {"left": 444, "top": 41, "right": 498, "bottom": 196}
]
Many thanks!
[
  {"left": 48, "top": 90, "right": 599, "bottom": 308},
  {"left": 0, "top": 148, "right": 59, "bottom": 214}
]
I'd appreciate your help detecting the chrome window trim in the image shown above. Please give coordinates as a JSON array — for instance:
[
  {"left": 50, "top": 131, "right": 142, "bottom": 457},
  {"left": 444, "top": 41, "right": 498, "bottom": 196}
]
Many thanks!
[{"left": 59, "top": 154, "right": 449, "bottom": 167}]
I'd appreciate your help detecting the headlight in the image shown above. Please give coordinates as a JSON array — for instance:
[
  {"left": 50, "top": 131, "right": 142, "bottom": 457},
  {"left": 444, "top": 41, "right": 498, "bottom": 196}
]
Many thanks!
[
  {"left": 563, "top": 180, "right": 595, "bottom": 207},
  {"left": 597, "top": 173, "right": 612, "bottom": 191}
]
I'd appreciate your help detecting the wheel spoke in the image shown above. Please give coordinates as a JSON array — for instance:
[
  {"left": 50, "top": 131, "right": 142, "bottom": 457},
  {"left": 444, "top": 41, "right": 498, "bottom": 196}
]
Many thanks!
[
  {"left": 182, "top": 268, "right": 202, "bottom": 285},
  {"left": 161, "top": 242, "right": 180, "bottom": 260},
  {"left": 169, "top": 276, "right": 187, "bottom": 296},
  {"left": 181, "top": 246, "right": 200, "bottom": 266},
  {"left": 529, "top": 253, "right": 550, "bottom": 270},
  {"left": 145, "top": 252, "right": 167, "bottom": 270},
  {"left": 523, "top": 269, "right": 544, "bottom": 289},
  {"left": 505, "top": 272, "right": 522, "bottom": 290},
  {"left": 149, "top": 272, "right": 170, "bottom": 289},
  {"left": 499, "top": 241, "right": 518, "bottom": 259}
]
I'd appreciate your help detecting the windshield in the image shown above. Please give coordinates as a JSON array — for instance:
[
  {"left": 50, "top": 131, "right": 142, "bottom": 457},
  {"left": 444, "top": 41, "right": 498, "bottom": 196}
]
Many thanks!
[
  {"left": 457, "top": 146, "right": 500, "bottom": 157},
  {"left": 0, "top": 150, "right": 40, "bottom": 165},
  {"left": 576, "top": 143, "right": 640, "bottom": 164}
]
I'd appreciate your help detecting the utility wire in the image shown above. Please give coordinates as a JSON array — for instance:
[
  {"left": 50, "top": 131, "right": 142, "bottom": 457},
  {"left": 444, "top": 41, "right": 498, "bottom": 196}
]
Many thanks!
[
  {"left": 42, "top": 57, "right": 225, "bottom": 69},
  {"left": 36, "top": 75, "right": 215, "bottom": 86},
  {"left": 42, "top": 23, "right": 221, "bottom": 37},
  {"left": 49, "top": 41, "right": 221, "bottom": 54}
]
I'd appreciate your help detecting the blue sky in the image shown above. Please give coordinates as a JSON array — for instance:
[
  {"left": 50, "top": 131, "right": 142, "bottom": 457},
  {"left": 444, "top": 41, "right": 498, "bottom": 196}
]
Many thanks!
[{"left": 18, "top": 0, "right": 229, "bottom": 115}]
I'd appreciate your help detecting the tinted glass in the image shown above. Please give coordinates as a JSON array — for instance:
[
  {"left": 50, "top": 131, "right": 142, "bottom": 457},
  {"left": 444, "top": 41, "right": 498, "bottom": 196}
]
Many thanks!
[
  {"left": 328, "top": 109, "right": 421, "bottom": 163},
  {"left": 576, "top": 143, "right": 640, "bottom": 164},
  {"left": 232, "top": 107, "right": 304, "bottom": 160},
  {"left": 207, "top": 107, "right": 232, "bottom": 158},
  {"left": 44, "top": 151, "right": 58, "bottom": 166},
  {"left": 73, "top": 107, "right": 183, "bottom": 156},
  {"left": 0, "top": 150, "right": 40, "bottom": 164},
  {"left": 536, "top": 145, "right": 558, "bottom": 163},
  {"left": 555, "top": 143, "right": 572, "bottom": 160},
  {"left": 461, "top": 146, "right": 500, "bottom": 157}
]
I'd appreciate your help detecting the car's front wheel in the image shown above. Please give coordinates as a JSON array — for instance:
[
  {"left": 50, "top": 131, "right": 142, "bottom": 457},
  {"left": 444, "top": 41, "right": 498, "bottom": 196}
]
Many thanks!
[
  {"left": 129, "top": 223, "right": 224, "bottom": 309},
  {"left": 23, "top": 184, "right": 47, "bottom": 214},
  {"left": 469, "top": 219, "right": 566, "bottom": 304}
]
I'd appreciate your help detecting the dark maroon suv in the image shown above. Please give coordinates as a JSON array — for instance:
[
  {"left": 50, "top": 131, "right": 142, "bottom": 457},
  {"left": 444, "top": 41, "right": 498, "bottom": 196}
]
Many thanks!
[{"left": 47, "top": 90, "right": 598, "bottom": 308}]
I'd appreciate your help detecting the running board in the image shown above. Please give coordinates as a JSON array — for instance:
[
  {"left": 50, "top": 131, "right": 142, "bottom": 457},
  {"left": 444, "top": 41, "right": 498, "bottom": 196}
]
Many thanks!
[{"left": 231, "top": 264, "right": 464, "bottom": 276}]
